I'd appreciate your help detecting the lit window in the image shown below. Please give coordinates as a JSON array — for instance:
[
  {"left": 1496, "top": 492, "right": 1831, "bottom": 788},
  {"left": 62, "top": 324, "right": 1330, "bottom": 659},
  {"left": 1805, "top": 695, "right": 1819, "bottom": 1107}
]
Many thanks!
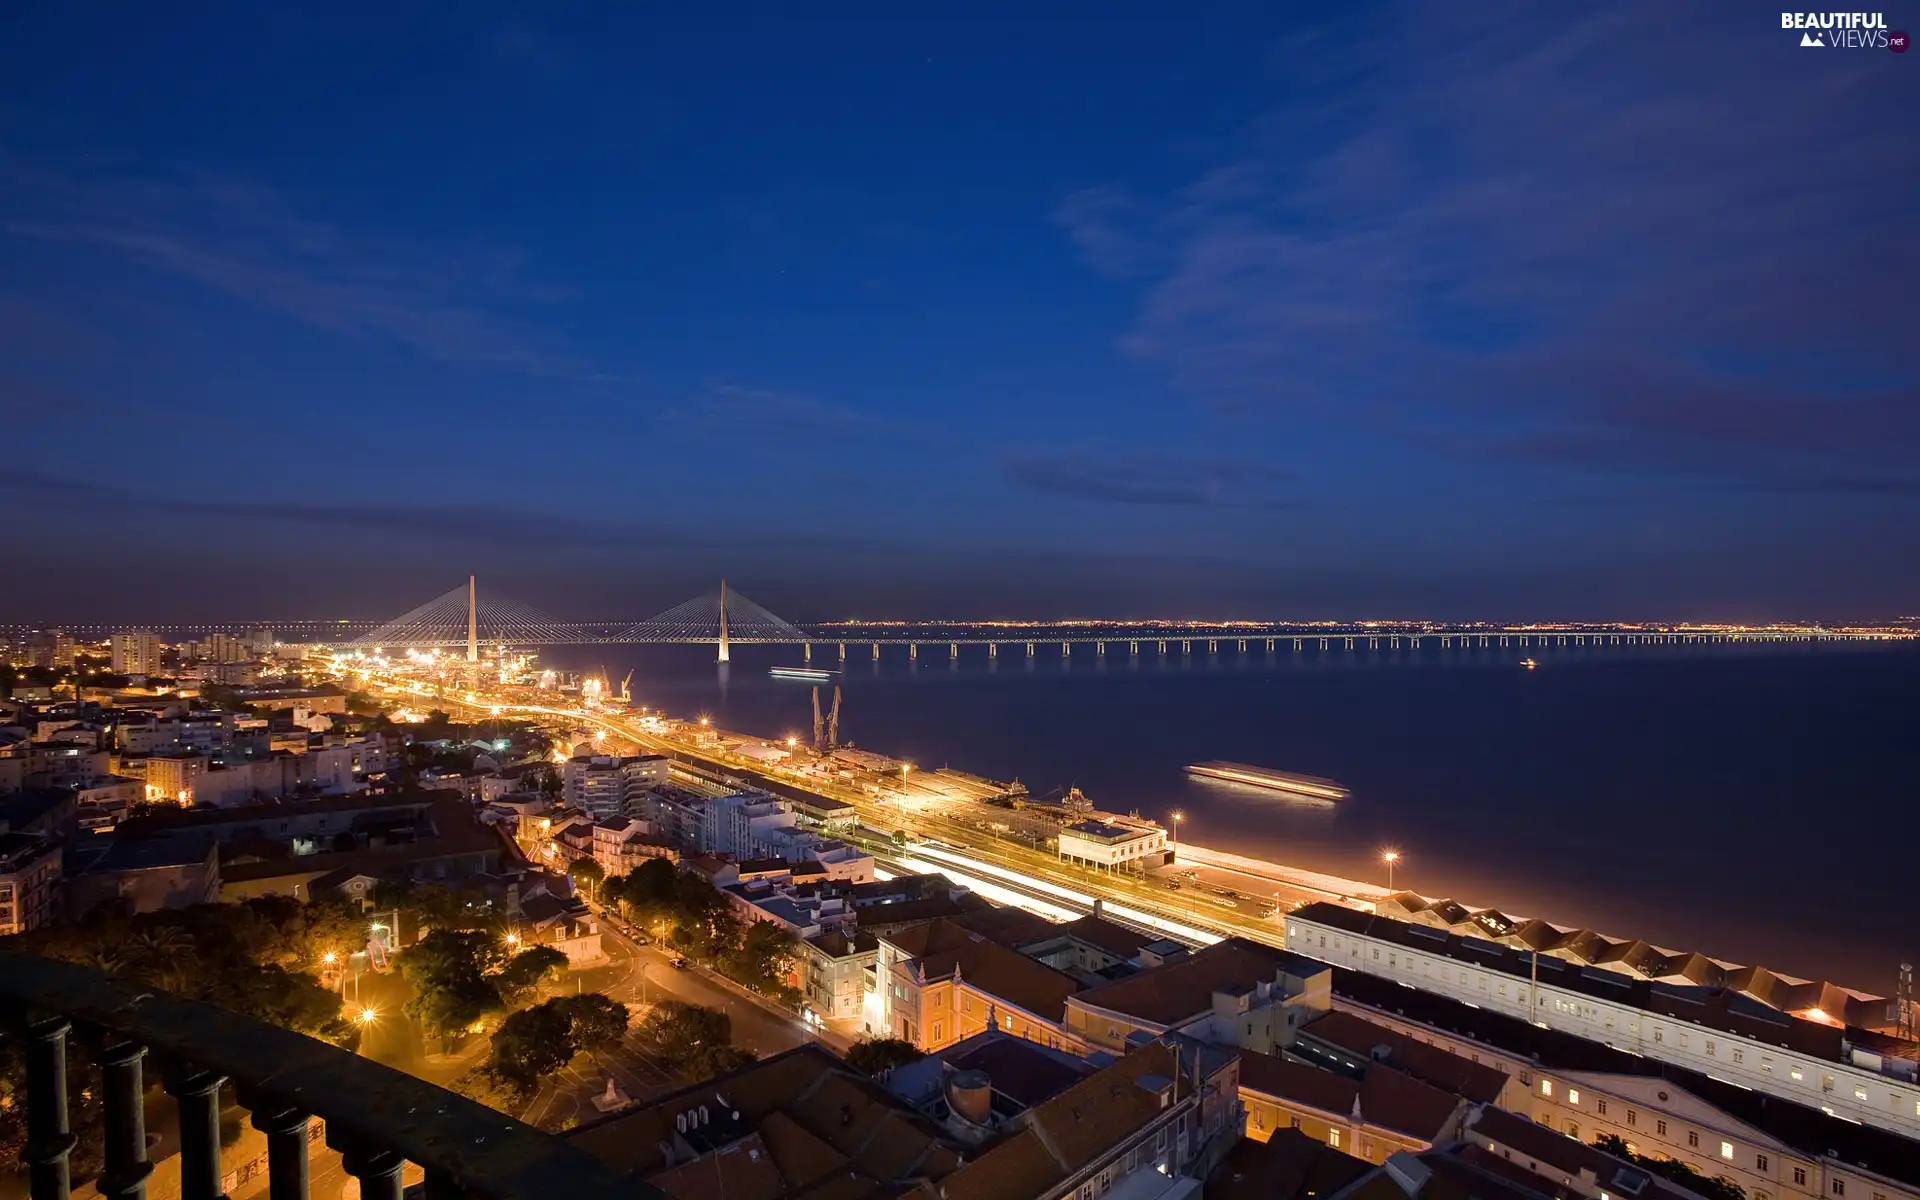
[
  {"left": 1790, "top": 1068, "right": 1804, "bottom": 1082},
  {"left": 1568, "top": 1089, "right": 1581, "bottom": 1106},
  {"left": 1721, "top": 1142, "right": 1734, "bottom": 1160},
  {"left": 1542, "top": 1080, "right": 1554, "bottom": 1098},
  {"left": 1853, "top": 1086, "right": 1868, "bottom": 1102},
  {"left": 1329, "top": 1130, "right": 1341, "bottom": 1149}
]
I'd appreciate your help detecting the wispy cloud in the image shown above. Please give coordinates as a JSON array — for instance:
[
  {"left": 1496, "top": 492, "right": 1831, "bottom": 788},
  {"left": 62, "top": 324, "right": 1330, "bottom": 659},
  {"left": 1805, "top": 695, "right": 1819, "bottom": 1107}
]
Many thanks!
[
  {"left": 1, "top": 163, "right": 604, "bottom": 379},
  {"left": 1000, "top": 447, "right": 1303, "bottom": 509},
  {"left": 1063, "top": 3, "right": 1920, "bottom": 494}
]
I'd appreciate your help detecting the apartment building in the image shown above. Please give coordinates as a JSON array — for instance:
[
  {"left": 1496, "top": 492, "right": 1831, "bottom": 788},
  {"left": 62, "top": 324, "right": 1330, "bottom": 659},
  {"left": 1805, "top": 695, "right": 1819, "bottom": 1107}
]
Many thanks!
[
  {"left": 0, "top": 832, "right": 63, "bottom": 935},
  {"left": 109, "top": 631, "right": 160, "bottom": 675}
]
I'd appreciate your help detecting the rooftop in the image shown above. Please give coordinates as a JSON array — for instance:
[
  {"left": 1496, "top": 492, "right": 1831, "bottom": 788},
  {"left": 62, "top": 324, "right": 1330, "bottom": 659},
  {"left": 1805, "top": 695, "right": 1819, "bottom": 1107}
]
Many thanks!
[
  {"left": 882, "top": 918, "right": 1083, "bottom": 1021},
  {"left": 1207, "top": 1129, "right": 1373, "bottom": 1200},
  {"left": 1073, "top": 936, "right": 1326, "bottom": 1027},
  {"left": 1238, "top": 1050, "right": 1465, "bottom": 1143},
  {"left": 1376, "top": 891, "right": 1907, "bottom": 1033},
  {"left": 933, "top": 1041, "right": 1185, "bottom": 1200},
  {"left": 1292, "top": 903, "right": 1850, "bottom": 1064},
  {"left": 1299, "top": 1009, "right": 1510, "bottom": 1104},
  {"left": 1035, "top": 913, "right": 1156, "bottom": 959},
  {"left": 566, "top": 1044, "right": 962, "bottom": 1196}
]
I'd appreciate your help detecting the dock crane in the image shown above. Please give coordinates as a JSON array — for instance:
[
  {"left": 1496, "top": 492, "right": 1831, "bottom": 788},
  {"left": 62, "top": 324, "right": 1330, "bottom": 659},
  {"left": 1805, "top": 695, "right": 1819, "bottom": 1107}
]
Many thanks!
[
  {"left": 619, "top": 670, "right": 633, "bottom": 704},
  {"left": 812, "top": 685, "right": 844, "bottom": 749}
]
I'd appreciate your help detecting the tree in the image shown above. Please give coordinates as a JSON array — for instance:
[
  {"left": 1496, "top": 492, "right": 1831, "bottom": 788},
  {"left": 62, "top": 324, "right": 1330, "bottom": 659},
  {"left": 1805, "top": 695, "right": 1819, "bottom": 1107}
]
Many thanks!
[
  {"left": 567, "top": 856, "right": 605, "bottom": 900},
  {"left": 398, "top": 929, "right": 508, "bottom": 1043},
  {"left": 1592, "top": 1137, "right": 1747, "bottom": 1200},
  {"left": 344, "top": 689, "right": 383, "bottom": 716},
  {"left": 844, "top": 1037, "right": 923, "bottom": 1077},
  {"left": 551, "top": 993, "right": 630, "bottom": 1057},
  {"left": 489, "top": 1003, "right": 577, "bottom": 1088},
  {"left": 495, "top": 945, "right": 568, "bottom": 1006},
  {"left": 722, "top": 921, "right": 800, "bottom": 1006},
  {"left": 633, "top": 1001, "right": 753, "bottom": 1080}
]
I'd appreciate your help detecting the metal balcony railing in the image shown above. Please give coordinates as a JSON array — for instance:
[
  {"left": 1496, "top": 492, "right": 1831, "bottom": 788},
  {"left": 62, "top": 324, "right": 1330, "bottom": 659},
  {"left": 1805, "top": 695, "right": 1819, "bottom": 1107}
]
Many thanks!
[{"left": 0, "top": 953, "right": 659, "bottom": 1200}]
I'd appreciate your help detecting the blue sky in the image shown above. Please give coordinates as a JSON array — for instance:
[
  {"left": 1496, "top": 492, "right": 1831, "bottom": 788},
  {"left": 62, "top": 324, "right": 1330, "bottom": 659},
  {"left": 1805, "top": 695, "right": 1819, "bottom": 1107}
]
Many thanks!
[{"left": 2, "top": 2, "right": 1915, "bottom": 622}]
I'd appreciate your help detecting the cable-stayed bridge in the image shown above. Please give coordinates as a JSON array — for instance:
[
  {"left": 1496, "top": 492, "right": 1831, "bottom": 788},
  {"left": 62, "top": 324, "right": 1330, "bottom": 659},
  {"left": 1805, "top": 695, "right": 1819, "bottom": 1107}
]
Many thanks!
[{"left": 323, "top": 577, "right": 1873, "bottom": 663}]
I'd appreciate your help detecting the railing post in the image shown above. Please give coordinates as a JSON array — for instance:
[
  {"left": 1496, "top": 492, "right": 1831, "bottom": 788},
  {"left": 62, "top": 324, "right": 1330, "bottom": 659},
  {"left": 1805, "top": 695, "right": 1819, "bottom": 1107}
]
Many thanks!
[
  {"left": 248, "top": 1104, "right": 311, "bottom": 1200},
  {"left": 163, "top": 1068, "right": 228, "bottom": 1200},
  {"left": 23, "top": 1017, "right": 77, "bottom": 1200},
  {"left": 423, "top": 1168, "right": 463, "bottom": 1200},
  {"left": 97, "top": 1041, "right": 154, "bottom": 1200},
  {"left": 333, "top": 1134, "right": 405, "bottom": 1200}
]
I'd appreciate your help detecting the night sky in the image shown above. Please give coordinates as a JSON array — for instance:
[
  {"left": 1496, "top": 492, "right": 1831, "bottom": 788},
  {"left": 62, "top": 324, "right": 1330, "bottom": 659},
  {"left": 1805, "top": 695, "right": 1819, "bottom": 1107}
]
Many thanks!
[{"left": 2, "top": 3, "right": 1915, "bottom": 623}]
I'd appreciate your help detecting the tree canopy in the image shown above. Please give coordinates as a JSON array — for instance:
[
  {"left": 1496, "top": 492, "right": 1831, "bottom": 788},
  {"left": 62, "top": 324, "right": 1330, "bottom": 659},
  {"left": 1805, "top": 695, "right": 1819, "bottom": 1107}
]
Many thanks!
[
  {"left": 844, "top": 1037, "right": 923, "bottom": 1077},
  {"left": 634, "top": 1001, "right": 755, "bottom": 1081}
]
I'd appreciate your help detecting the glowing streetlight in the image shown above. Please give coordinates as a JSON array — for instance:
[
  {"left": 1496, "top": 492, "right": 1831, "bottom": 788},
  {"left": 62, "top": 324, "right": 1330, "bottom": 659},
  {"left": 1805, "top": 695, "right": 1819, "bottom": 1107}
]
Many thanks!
[
  {"left": 504, "top": 932, "right": 519, "bottom": 947},
  {"left": 356, "top": 1007, "right": 379, "bottom": 1027},
  {"left": 1382, "top": 850, "right": 1401, "bottom": 891},
  {"left": 1168, "top": 810, "right": 1185, "bottom": 855},
  {"left": 787, "top": 735, "right": 797, "bottom": 748},
  {"left": 321, "top": 951, "right": 337, "bottom": 966}
]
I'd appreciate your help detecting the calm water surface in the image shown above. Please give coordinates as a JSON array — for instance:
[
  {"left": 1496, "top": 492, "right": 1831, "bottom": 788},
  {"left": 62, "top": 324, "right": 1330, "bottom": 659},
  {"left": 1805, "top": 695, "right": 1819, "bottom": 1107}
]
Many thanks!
[{"left": 539, "top": 641, "right": 1919, "bottom": 994}]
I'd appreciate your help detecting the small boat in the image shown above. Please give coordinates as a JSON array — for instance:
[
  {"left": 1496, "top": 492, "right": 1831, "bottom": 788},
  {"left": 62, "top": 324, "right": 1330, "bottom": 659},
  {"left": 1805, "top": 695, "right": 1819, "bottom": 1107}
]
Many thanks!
[
  {"left": 1521, "top": 658, "right": 1538, "bottom": 670},
  {"left": 769, "top": 666, "right": 836, "bottom": 681}
]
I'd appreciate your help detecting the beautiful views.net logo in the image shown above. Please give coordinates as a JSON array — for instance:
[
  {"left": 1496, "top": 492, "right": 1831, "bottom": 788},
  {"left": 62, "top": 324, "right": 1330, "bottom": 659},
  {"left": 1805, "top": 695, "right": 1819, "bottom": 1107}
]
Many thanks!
[{"left": 1781, "top": 11, "right": 1908, "bottom": 50}]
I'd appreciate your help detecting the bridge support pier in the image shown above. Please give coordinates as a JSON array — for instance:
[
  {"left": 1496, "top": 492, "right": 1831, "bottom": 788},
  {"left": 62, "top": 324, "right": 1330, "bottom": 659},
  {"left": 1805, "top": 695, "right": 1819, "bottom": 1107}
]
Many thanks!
[
  {"left": 1097, "top": 641, "right": 1105, "bottom": 656},
  {"left": 1208, "top": 639, "right": 1217, "bottom": 654},
  {"left": 1026, "top": 642, "right": 1035, "bottom": 658},
  {"left": 804, "top": 642, "right": 811, "bottom": 663},
  {"left": 1158, "top": 640, "right": 1167, "bottom": 654},
  {"left": 909, "top": 642, "right": 917, "bottom": 660},
  {"left": 1238, "top": 639, "right": 1246, "bottom": 653},
  {"left": 1181, "top": 640, "right": 1191, "bottom": 655},
  {"left": 950, "top": 642, "right": 958, "bottom": 660},
  {"left": 1130, "top": 641, "right": 1138, "bottom": 656},
  {"left": 1062, "top": 641, "right": 1071, "bottom": 657},
  {"left": 989, "top": 643, "right": 997, "bottom": 658},
  {"left": 872, "top": 643, "right": 880, "bottom": 660},
  {"left": 839, "top": 643, "right": 846, "bottom": 662}
]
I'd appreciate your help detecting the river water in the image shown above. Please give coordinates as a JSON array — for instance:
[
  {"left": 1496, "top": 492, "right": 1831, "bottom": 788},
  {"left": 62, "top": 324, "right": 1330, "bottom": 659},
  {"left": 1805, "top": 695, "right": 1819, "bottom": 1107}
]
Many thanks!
[{"left": 536, "top": 639, "right": 1919, "bottom": 996}]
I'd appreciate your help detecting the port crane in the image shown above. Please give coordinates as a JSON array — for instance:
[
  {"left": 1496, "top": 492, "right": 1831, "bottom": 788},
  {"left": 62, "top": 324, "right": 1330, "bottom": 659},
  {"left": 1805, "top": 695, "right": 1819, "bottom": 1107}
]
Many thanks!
[{"left": 811, "top": 685, "right": 843, "bottom": 749}]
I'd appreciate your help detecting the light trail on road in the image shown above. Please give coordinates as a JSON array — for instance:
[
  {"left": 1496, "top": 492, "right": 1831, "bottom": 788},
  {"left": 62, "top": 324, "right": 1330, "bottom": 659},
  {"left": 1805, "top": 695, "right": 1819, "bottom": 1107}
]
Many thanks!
[{"left": 908, "top": 844, "right": 1222, "bottom": 945}]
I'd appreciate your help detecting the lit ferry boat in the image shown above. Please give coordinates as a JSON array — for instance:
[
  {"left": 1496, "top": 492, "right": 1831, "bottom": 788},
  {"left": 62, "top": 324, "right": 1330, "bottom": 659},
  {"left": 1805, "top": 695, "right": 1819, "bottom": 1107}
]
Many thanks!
[
  {"left": 1185, "top": 761, "right": 1350, "bottom": 802},
  {"left": 768, "top": 666, "right": 836, "bottom": 681}
]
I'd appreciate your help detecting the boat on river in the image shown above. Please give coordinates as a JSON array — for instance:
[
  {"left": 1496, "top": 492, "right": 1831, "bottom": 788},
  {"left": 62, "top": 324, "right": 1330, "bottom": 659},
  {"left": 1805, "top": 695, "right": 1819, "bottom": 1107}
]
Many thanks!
[{"left": 1184, "top": 761, "right": 1350, "bottom": 802}]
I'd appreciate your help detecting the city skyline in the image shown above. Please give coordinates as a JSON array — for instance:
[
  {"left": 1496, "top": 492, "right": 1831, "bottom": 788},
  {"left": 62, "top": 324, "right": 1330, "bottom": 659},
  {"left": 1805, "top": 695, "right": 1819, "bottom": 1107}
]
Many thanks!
[{"left": 4, "top": 3, "right": 1917, "bottom": 621}]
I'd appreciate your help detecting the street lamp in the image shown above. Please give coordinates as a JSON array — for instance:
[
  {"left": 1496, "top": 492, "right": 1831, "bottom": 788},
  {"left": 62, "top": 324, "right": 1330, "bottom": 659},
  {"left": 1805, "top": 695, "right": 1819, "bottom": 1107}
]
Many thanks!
[
  {"left": 1382, "top": 850, "right": 1400, "bottom": 891},
  {"left": 1169, "top": 810, "right": 1184, "bottom": 855},
  {"left": 356, "top": 1007, "right": 379, "bottom": 1027}
]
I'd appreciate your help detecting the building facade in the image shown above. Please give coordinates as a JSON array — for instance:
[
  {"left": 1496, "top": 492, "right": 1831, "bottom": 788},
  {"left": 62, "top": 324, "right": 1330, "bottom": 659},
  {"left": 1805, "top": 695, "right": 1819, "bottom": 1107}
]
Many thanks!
[{"left": 1285, "top": 905, "right": 1920, "bottom": 1140}]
